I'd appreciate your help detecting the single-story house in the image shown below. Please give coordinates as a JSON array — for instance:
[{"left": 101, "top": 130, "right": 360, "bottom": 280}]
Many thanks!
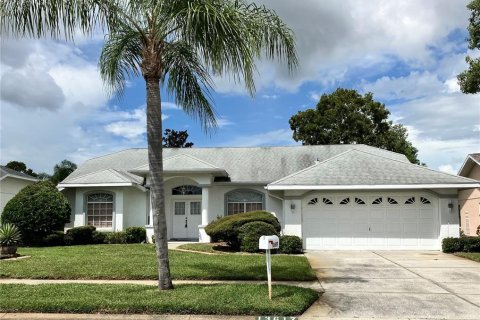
[
  {"left": 0, "top": 166, "right": 39, "bottom": 214},
  {"left": 458, "top": 153, "right": 480, "bottom": 236},
  {"left": 58, "top": 145, "right": 479, "bottom": 250}
]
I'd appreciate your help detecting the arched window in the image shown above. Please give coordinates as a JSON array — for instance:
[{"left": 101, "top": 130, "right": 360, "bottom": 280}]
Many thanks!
[
  {"left": 86, "top": 193, "right": 113, "bottom": 228},
  {"left": 172, "top": 185, "right": 202, "bottom": 195},
  {"left": 225, "top": 189, "right": 264, "bottom": 215}
]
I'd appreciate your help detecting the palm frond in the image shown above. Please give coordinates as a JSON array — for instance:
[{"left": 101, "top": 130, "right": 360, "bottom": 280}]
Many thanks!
[
  {"left": 163, "top": 41, "right": 217, "bottom": 131},
  {"left": 99, "top": 23, "right": 144, "bottom": 96},
  {"left": 163, "top": 0, "right": 298, "bottom": 95}
]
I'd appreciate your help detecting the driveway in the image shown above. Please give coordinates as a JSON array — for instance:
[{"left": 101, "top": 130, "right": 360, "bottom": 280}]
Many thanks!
[{"left": 301, "top": 251, "right": 480, "bottom": 320}]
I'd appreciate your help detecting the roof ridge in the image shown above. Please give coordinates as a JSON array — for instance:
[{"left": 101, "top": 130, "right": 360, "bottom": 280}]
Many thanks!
[
  {"left": 353, "top": 144, "right": 408, "bottom": 161},
  {"left": 64, "top": 167, "right": 113, "bottom": 182}
]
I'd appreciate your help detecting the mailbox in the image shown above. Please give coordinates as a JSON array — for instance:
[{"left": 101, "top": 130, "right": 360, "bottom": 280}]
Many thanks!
[{"left": 259, "top": 235, "right": 280, "bottom": 250}]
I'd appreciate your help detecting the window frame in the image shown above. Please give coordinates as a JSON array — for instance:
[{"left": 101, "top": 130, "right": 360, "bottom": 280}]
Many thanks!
[
  {"left": 224, "top": 189, "right": 265, "bottom": 215},
  {"left": 84, "top": 191, "right": 115, "bottom": 230}
]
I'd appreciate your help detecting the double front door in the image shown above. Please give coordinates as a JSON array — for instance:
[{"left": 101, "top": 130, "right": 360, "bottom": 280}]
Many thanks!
[{"left": 172, "top": 200, "right": 202, "bottom": 239}]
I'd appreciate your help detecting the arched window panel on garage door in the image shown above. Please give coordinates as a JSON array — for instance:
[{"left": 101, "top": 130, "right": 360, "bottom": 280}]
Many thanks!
[
  {"left": 387, "top": 197, "right": 398, "bottom": 204},
  {"left": 307, "top": 197, "right": 318, "bottom": 205},
  {"left": 420, "top": 197, "right": 432, "bottom": 204},
  {"left": 323, "top": 198, "right": 334, "bottom": 205},
  {"left": 225, "top": 189, "right": 264, "bottom": 215},
  {"left": 371, "top": 197, "right": 383, "bottom": 205},
  {"left": 405, "top": 197, "right": 416, "bottom": 204},
  {"left": 355, "top": 197, "right": 366, "bottom": 205},
  {"left": 339, "top": 197, "right": 350, "bottom": 205}
]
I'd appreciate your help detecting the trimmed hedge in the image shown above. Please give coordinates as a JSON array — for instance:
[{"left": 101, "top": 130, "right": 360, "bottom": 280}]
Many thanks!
[
  {"left": 442, "top": 236, "right": 480, "bottom": 253},
  {"left": 42, "top": 231, "right": 65, "bottom": 247},
  {"left": 106, "top": 231, "right": 127, "bottom": 244},
  {"left": 125, "top": 227, "right": 146, "bottom": 243},
  {"left": 279, "top": 235, "right": 303, "bottom": 254},
  {"left": 92, "top": 231, "right": 107, "bottom": 244},
  {"left": 238, "top": 221, "right": 279, "bottom": 253},
  {"left": 64, "top": 226, "right": 96, "bottom": 245},
  {"left": 205, "top": 211, "right": 281, "bottom": 249},
  {"left": 1, "top": 181, "right": 70, "bottom": 245}
]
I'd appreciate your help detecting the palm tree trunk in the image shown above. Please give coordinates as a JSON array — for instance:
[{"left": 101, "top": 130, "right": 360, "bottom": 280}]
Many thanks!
[{"left": 146, "top": 77, "right": 174, "bottom": 290}]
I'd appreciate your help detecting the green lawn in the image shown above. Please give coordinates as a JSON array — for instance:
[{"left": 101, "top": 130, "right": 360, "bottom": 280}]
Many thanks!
[
  {"left": 454, "top": 252, "right": 480, "bottom": 262},
  {"left": 177, "top": 242, "right": 235, "bottom": 253},
  {"left": 0, "top": 244, "right": 316, "bottom": 281},
  {"left": 0, "top": 283, "right": 318, "bottom": 315}
]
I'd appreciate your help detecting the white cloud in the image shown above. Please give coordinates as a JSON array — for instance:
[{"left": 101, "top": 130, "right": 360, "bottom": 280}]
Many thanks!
[
  {"left": 438, "top": 164, "right": 457, "bottom": 175},
  {"left": 104, "top": 108, "right": 146, "bottom": 140},
  {"left": 216, "top": 117, "right": 234, "bottom": 128},
  {"left": 262, "top": 94, "right": 279, "bottom": 100}
]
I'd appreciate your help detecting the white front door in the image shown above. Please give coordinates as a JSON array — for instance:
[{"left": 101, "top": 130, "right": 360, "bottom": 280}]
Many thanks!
[{"left": 172, "top": 200, "right": 202, "bottom": 239}]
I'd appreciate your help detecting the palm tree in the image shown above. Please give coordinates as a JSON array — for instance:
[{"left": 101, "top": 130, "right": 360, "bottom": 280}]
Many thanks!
[{"left": 1, "top": 0, "right": 297, "bottom": 290}]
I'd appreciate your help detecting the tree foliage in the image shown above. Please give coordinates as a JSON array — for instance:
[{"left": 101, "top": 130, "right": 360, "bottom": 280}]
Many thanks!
[
  {"left": 458, "top": 0, "right": 480, "bottom": 94},
  {"left": 1, "top": 0, "right": 297, "bottom": 290},
  {"left": 289, "top": 88, "right": 420, "bottom": 164},
  {"left": 1, "top": 181, "right": 71, "bottom": 245},
  {"left": 5, "top": 161, "right": 37, "bottom": 177},
  {"left": 51, "top": 160, "right": 77, "bottom": 185},
  {"left": 162, "top": 129, "right": 194, "bottom": 148}
]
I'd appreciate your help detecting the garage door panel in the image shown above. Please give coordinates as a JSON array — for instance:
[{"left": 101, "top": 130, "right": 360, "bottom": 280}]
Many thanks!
[{"left": 302, "top": 193, "right": 439, "bottom": 250}]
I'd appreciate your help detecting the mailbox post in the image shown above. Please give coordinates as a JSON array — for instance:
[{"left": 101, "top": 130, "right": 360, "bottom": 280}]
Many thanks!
[{"left": 259, "top": 235, "right": 279, "bottom": 300}]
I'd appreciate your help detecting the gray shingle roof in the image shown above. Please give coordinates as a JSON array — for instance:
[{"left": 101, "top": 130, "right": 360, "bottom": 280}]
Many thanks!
[
  {"left": 0, "top": 166, "right": 38, "bottom": 181},
  {"left": 63, "top": 169, "right": 143, "bottom": 185},
  {"left": 130, "top": 154, "right": 225, "bottom": 174},
  {"left": 62, "top": 145, "right": 409, "bottom": 185},
  {"left": 268, "top": 149, "right": 477, "bottom": 187}
]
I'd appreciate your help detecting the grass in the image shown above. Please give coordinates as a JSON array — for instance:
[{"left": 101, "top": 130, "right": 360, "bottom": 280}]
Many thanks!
[
  {"left": 177, "top": 242, "right": 234, "bottom": 253},
  {"left": 0, "top": 244, "right": 316, "bottom": 281},
  {"left": 0, "top": 283, "right": 319, "bottom": 315},
  {"left": 454, "top": 252, "right": 480, "bottom": 262}
]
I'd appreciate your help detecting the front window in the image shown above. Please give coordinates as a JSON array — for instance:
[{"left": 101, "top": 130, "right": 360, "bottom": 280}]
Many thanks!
[
  {"left": 86, "top": 193, "right": 113, "bottom": 228},
  {"left": 226, "top": 190, "right": 263, "bottom": 215}
]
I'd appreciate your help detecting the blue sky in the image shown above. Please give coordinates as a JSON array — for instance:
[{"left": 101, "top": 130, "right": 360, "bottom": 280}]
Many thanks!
[{"left": 1, "top": 0, "right": 479, "bottom": 174}]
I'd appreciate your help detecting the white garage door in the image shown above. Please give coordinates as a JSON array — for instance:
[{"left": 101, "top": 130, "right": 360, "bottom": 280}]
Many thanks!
[{"left": 302, "top": 193, "right": 439, "bottom": 250}]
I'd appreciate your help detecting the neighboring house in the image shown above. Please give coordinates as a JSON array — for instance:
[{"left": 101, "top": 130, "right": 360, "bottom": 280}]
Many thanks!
[
  {"left": 58, "top": 145, "right": 479, "bottom": 250},
  {"left": 458, "top": 153, "right": 480, "bottom": 236},
  {"left": 0, "top": 166, "right": 38, "bottom": 214}
]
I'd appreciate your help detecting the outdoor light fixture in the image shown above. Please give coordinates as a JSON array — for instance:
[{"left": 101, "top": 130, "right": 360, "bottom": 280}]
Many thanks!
[
  {"left": 448, "top": 201, "right": 454, "bottom": 212},
  {"left": 290, "top": 203, "right": 296, "bottom": 210}
]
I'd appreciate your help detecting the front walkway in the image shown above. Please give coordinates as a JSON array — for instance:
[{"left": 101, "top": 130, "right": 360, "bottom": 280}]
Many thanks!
[{"left": 301, "top": 251, "right": 480, "bottom": 320}]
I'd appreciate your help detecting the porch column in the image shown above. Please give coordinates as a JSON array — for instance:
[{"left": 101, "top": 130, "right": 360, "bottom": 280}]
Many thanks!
[
  {"left": 145, "top": 190, "right": 154, "bottom": 243},
  {"left": 199, "top": 186, "right": 211, "bottom": 243}
]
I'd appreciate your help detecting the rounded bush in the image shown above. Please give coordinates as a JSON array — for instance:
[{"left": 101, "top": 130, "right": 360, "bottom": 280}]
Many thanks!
[
  {"left": 64, "top": 226, "right": 96, "bottom": 245},
  {"left": 1, "top": 181, "right": 71, "bottom": 245},
  {"left": 279, "top": 235, "right": 303, "bottom": 254},
  {"left": 125, "top": 227, "right": 146, "bottom": 243},
  {"left": 237, "top": 221, "right": 279, "bottom": 253},
  {"left": 205, "top": 211, "right": 281, "bottom": 249},
  {"left": 106, "top": 231, "right": 127, "bottom": 244},
  {"left": 42, "top": 231, "right": 65, "bottom": 247},
  {"left": 92, "top": 231, "right": 107, "bottom": 244},
  {"left": 442, "top": 236, "right": 480, "bottom": 253}
]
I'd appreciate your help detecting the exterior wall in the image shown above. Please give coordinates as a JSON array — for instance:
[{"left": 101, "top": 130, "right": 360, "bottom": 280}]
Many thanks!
[
  {"left": 467, "top": 165, "right": 480, "bottom": 180},
  {"left": 0, "top": 177, "right": 36, "bottom": 214},
  {"left": 67, "top": 186, "right": 147, "bottom": 232},
  {"left": 62, "top": 188, "right": 76, "bottom": 229},
  {"left": 438, "top": 196, "right": 460, "bottom": 239},
  {"left": 123, "top": 187, "right": 148, "bottom": 228},
  {"left": 459, "top": 188, "right": 480, "bottom": 236}
]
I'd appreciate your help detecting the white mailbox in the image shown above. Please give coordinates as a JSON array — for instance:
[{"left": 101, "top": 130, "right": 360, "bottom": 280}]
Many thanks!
[{"left": 259, "top": 235, "right": 280, "bottom": 250}]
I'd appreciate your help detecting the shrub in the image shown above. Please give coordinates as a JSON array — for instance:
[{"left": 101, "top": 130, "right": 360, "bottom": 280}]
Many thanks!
[
  {"left": 92, "top": 231, "right": 107, "bottom": 244},
  {"left": 42, "top": 231, "right": 65, "bottom": 247},
  {"left": 64, "top": 226, "right": 96, "bottom": 245},
  {"left": 442, "top": 237, "right": 480, "bottom": 253},
  {"left": 477, "top": 225, "right": 480, "bottom": 236},
  {"left": 279, "top": 235, "right": 303, "bottom": 254},
  {"left": 125, "top": 227, "right": 146, "bottom": 243},
  {"left": 205, "top": 211, "right": 281, "bottom": 249},
  {"left": 1, "top": 181, "right": 70, "bottom": 245},
  {"left": 0, "top": 223, "right": 22, "bottom": 246},
  {"left": 237, "top": 221, "right": 279, "bottom": 253},
  {"left": 106, "top": 231, "right": 127, "bottom": 244}
]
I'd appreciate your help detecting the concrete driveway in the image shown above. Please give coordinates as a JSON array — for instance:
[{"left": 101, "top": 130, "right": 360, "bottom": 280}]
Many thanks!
[{"left": 301, "top": 251, "right": 480, "bottom": 320}]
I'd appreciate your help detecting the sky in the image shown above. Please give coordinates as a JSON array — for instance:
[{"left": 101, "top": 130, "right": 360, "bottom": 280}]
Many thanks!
[{"left": 1, "top": 0, "right": 479, "bottom": 175}]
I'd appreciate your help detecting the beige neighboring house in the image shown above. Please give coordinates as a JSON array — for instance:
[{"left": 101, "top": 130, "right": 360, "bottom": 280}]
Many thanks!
[
  {"left": 0, "top": 166, "right": 38, "bottom": 215},
  {"left": 458, "top": 153, "right": 480, "bottom": 236}
]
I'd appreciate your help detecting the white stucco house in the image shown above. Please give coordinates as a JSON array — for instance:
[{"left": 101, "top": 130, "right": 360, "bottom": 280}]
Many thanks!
[
  {"left": 58, "top": 145, "right": 479, "bottom": 250},
  {"left": 0, "top": 166, "right": 39, "bottom": 214}
]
